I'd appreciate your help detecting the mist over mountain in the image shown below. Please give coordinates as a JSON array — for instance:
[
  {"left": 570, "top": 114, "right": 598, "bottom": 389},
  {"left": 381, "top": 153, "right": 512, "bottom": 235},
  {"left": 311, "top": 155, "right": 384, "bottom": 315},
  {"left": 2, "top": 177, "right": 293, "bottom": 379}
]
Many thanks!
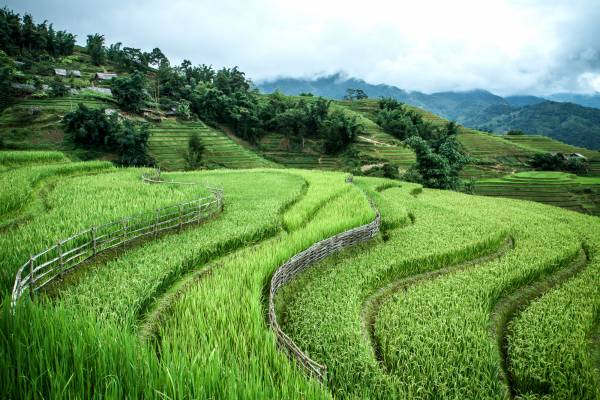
[{"left": 257, "top": 74, "right": 600, "bottom": 150}]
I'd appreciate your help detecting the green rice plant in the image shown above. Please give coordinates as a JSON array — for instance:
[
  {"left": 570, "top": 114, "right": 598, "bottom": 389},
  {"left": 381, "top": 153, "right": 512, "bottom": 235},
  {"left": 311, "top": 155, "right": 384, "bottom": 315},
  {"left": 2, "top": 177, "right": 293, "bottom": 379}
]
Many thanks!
[
  {"left": 1, "top": 169, "right": 372, "bottom": 399},
  {"left": 0, "top": 161, "right": 114, "bottom": 221},
  {"left": 506, "top": 211, "right": 600, "bottom": 399},
  {"left": 0, "top": 168, "right": 208, "bottom": 294},
  {"left": 0, "top": 150, "right": 69, "bottom": 167},
  {"left": 275, "top": 179, "right": 508, "bottom": 399},
  {"left": 156, "top": 183, "right": 374, "bottom": 399},
  {"left": 0, "top": 299, "right": 165, "bottom": 399},
  {"left": 282, "top": 170, "right": 352, "bottom": 231},
  {"left": 374, "top": 194, "right": 583, "bottom": 399},
  {"left": 56, "top": 170, "right": 307, "bottom": 328}
]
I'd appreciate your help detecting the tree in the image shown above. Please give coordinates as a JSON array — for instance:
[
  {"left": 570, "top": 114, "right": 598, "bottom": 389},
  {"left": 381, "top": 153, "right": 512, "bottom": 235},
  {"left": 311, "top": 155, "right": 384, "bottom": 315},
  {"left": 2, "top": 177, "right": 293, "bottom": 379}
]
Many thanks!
[
  {"left": 62, "top": 104, "right": 118, "bottom": 146},
  {"left": 86, "top": 33, "right": 105, "bottom": 65},
  {"left": 529, "top": 152, "right": 589, "bottom": 174},
  {"left": 63, "top": 104, "right": 152, "bottom": 166},
  {"left": 148, "top": 47, "right": 168, "bottom": 68},
  {"left": 176, "top": 99, "right": 192, "bottom": 120},
  {"left": 111, "top": 72, "right": 147, "bottom": 113},
  {"left": 506, "top": 129, "right": 525, "bottom": 136},
  {"left": 185, "top": 131, "right": 204, "bottom": 169},
  {"left": 403, "top": 122, "right": 468, "bottom": 189},
  {"left": 343, "top": 88, "right": 368, "bottom": 100},
  {"left": 321, "top": 110, "right": 363, "bottom": 154},
  {"left": 0, "top": 51, "right": 15, "bottom": 109},
  {"left": 112, "top": 121, "right": 152, "bottom": 166},
  {"left": 49, "top": 76, "right": 69, "bottom": 97}
]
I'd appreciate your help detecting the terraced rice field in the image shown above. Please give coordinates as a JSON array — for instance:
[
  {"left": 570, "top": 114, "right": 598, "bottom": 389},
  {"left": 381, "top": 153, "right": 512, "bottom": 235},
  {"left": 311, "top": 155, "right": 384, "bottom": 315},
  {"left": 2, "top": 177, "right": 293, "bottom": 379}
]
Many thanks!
[
  {"left": 257, "top": 132, "right": 345, "bottom": 170},
  {"left": 1, "top": 151, "right": 599, "bottom": 399},
  {"left": 503, "top": 135, "right": 600, "bottom": 175},
  {"left": 148, "top": 121, "right": 275, "bottom": 170},
  {"left": 337, "top": 100, "right": 532, "bottom": 172},
  {"left": 503, "top": 134, "right": 599, "bottom": 158},
  {"left": 475, "top": 171, "right": 600, "bottom": 215},
  {"left": 458, "top": 131, "right": 534, "bottom": 165},
  {"left": 13, "top": 97, "right": 111, "bottom": 113}
]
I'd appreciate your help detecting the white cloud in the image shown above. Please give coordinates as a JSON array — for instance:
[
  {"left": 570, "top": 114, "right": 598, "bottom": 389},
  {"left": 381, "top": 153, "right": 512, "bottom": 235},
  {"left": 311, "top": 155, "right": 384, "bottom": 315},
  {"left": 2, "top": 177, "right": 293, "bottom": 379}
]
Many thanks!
[{"left": 3, "top": 0, "right": 600, "bottom": 95}]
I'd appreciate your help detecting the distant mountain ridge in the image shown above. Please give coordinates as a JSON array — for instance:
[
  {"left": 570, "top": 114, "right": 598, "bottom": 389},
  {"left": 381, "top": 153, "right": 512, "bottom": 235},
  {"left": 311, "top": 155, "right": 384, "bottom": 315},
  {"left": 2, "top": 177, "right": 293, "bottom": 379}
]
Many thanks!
[{"left": 257, "top": 73, "right": 600, "bottom": 150}]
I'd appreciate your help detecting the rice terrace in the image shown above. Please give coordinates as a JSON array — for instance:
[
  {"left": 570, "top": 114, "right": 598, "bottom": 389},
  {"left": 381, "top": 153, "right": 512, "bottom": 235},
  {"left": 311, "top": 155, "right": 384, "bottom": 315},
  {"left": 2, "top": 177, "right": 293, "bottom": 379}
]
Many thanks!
[{"left": 1, "top": 2, "right": 600, "bottom": 399}]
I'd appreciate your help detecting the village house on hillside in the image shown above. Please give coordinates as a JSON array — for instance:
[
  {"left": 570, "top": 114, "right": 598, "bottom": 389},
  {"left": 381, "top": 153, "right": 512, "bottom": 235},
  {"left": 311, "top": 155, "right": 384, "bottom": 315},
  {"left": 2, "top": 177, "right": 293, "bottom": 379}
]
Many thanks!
[
  {"left": 54, "top": 68, "right": 81, "bottom": 77},
  {"left": 93, "top": 72, "right": 118, "bottom": 81},
  {"left": 555, "top": 152, "right": 587, "bottom": 161}
]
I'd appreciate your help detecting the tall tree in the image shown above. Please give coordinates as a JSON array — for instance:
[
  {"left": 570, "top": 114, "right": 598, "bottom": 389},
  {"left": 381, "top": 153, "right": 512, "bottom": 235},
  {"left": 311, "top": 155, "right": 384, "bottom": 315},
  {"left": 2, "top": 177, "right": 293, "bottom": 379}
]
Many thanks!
[
  {"left": 86, "top": 33, "right": 105, "bottom": 65},
  {"left": 111, "top": 72, "right": 147, "bottom": 113}
]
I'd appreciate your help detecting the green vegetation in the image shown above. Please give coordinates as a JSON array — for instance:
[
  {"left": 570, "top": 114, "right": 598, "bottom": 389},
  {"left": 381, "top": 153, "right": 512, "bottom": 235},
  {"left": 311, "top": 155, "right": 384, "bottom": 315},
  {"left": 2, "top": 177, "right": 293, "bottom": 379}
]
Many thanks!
[
  {"left": 148, "top": 121, "right": 274, "bottom": 170},
  {"left": 0, "top": 8, "right": 76, "bottom": 59},
  {"left": 0, "top": 152, "right": 599, "bottom": 398},
  {"left": 0, "top": 150, "right": 69, "bottom": 167},
  {"left": 507, "top": 211, "right": 600, "bottom": 398},
  {"left": 0, "top": 159, "right": 113, "bottom": 226},
  {"left": 111, "top": 72, "right": 147, "bottom": 113},
  {"left": 474, "top": 171, "right": 600, "bottom": 215},
  {"left": 63, "top": 104, "right": 152, "bottom": 166}
]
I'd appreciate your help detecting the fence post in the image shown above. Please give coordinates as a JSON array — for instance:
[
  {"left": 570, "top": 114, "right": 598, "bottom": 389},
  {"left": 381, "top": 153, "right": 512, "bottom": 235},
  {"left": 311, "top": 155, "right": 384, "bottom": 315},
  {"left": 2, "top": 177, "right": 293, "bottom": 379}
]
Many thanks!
[
  {"left": 92, "top": 226, "right": 97, "bottom": 255},
  {"left": 123, "top": 219, "right": 128, "bottom": 249},
  {"left": 198, "top": 200, "right": 202, "bottom": 225},
  {"left": 58, "top": 240, "right": 64, "bottom": 270},
  {"left": 154, "top": 209, "right": 159, "bottom": 237},
  {"left": 178, "top": 205, "right": 183, "bottom": 231},
  {"left": 28, "top": 256, "right": 34, "bottom": 300}
]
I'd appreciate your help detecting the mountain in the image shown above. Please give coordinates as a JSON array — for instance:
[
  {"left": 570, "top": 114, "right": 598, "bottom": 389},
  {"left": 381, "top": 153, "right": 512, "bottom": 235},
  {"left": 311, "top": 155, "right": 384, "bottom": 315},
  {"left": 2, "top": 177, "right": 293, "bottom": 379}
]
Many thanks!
[
  {"left": 258, "top": 75, "right": 600, "bottom": 150},
  {"left": 257, "top": 73, "right": 411, "bottom": 101},
  {"left": 504, "top": 95, "right": 547, "bottom": 107},
  {"left": 473, "top": 101, "right": 600, "bottom": 150},
  {"left": 547, "top": 93, "right": 600, "bottom": 109}
]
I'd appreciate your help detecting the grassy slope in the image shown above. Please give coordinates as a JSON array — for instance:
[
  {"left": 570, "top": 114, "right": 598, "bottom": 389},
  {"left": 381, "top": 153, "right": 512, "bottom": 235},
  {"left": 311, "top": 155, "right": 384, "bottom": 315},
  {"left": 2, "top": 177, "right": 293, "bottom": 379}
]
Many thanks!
[
  {"left": 474, "top": 171, "right": 600, "bottom": 215},
  {"left": 1, "top": 163, "right": 599, "bottom": 398}
]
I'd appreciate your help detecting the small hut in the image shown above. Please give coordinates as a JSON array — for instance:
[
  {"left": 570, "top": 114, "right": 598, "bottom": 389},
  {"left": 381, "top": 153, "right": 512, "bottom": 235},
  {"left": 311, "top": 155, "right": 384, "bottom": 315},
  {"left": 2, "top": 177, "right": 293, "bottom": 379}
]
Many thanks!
[{"left": 93, "top": 72, "right": 118, "bottom": 81}]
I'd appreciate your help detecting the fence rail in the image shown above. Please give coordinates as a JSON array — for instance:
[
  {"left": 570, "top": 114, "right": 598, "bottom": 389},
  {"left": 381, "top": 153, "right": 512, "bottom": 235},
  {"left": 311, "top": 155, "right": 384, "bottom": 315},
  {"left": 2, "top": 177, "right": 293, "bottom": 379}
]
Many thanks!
[
  {"left": 268, "top": 194, "right": 381, "bottom": 383},
  {"left": 11, "top": 170, "right": 223, "bottom": 310}
]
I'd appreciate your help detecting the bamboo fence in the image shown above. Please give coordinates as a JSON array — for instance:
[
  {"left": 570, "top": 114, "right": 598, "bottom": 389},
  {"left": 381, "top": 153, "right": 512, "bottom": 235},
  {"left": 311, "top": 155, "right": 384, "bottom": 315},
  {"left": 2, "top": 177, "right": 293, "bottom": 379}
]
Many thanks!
[
  {"left": 11, "top": 170, "right": 223, "bottom": 310},
  {"left": 268, "top": 188, "right": 381, "bottom": 383}
]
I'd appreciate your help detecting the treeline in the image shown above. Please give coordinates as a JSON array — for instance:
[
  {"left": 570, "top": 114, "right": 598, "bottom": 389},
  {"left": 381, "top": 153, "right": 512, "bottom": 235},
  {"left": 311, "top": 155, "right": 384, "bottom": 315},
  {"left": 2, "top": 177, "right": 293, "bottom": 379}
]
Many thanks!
[
  {"left": 62, "top": 105, "right": 152, "bottom": 167},
  {"left": 0, "top": 8, "right": 76, "bottom": 58},
  {"left": 93, "top": 56, "right": 361, "bottom": 154},
  {"left": 375, "top": 98, "right": 468, "bottom": 189}
]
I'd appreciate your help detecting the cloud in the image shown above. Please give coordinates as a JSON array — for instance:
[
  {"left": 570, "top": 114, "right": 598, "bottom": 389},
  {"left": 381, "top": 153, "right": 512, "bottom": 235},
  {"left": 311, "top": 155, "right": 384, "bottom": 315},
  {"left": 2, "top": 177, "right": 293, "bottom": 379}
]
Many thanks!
[{"left": 3, "top": 0, "right": 600, "bottom": 95}]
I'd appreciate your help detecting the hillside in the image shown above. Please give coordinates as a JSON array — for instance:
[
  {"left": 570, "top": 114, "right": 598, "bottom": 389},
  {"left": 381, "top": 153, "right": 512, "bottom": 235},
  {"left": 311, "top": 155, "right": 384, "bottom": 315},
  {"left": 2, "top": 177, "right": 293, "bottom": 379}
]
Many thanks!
[
  {"left": 259, "top": 75, "right": 600, "bottom": 150},
  {"left": 2, "top": 151, "right": 599, "bottom": 399},
  {"left": 471, "top": 101, "right": 600, "bottom": 150}
]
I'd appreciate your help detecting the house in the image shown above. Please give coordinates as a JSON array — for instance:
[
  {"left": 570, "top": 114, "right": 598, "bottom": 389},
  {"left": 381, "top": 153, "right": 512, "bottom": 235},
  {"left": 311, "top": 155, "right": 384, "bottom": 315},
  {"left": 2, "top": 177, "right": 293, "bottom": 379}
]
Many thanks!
[
  {"left": 54, "top": 68, "right": 82, "bottom": 78},
  {"left": 93, "top": 72, "right": 118, "bottom": 81},
  {"left": 555, "top": 152, "right": 588, "bottom": 161},
  {"left": 568, "top": 153, "right": 587, "bottom": 160}
]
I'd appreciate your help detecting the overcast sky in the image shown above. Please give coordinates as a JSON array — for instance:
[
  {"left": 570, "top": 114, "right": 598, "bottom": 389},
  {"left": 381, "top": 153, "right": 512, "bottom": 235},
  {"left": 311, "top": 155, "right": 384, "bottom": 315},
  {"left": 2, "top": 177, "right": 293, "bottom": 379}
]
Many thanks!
[{"left": 4, "top": 0, "right": 600, "bottom": 95}]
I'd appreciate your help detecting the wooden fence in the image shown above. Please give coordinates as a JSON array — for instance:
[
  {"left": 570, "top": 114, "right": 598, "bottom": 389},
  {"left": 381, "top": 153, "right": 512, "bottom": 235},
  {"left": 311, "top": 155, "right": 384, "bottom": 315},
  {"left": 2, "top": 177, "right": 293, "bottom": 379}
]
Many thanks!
[
  {"left": 268, "top": 197, "right": 381, "bottom": 382},
  {"left": 11, "top": 172, "right": 223, "bottom": 310}
]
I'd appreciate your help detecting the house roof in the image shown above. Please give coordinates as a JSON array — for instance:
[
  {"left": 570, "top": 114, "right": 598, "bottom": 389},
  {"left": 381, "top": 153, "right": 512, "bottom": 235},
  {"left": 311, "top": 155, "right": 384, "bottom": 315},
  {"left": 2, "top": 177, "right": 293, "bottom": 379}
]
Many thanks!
[
  {"left": 54, "top": 68, "right": 67, "bottom": 76},
  {"left": 94, "top": 72, "right": 118, "bottom": 80}
]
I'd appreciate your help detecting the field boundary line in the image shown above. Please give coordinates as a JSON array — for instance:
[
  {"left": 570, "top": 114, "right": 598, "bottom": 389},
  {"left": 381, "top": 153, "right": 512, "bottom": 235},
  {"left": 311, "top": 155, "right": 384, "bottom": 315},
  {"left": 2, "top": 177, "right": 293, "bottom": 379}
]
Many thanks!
[
  {"left": 491, "top": 246, "right": 588, "bottom": 398},
  {"left": 268, "top": 176, "right": 381, "bottom": 383},
  {"left": 11, "top": 170, "right": 223, "bottom": 311},
  {"left": 362, "top": 236, "right": 513, "bottom": 370}
]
